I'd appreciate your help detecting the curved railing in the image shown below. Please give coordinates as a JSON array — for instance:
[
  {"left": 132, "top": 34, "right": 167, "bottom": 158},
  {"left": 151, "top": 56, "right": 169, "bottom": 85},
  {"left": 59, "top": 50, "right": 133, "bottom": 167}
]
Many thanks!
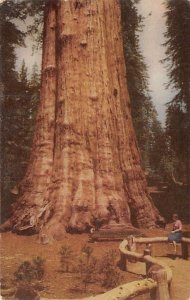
[
  {"left": 119, "top": 238, "right": 172, "bottom": 281},
  {"left": 117, "top": 235, "right": 190, "bottom": 300}
]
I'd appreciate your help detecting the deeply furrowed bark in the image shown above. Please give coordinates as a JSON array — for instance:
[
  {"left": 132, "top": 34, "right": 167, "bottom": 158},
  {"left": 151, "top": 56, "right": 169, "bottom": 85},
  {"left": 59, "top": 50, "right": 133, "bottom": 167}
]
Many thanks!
[{"left": 5, "top": 0, "right": 161, "bottom": 241}]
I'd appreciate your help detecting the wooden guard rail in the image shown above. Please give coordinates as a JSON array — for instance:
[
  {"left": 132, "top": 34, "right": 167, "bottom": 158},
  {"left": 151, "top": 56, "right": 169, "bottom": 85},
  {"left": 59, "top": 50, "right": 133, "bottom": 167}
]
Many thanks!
[
  {"left": 118, "top": 237, "right": 172, "bottom": 300},
  {"left": 126, "top": 236, "right": 190, "bottom": 260},
  {"left": 40, "top": 235, "right": 190, "bottom": 300},
  {"left": 118, "top": 235, "right": 190, "bottom": 300}
]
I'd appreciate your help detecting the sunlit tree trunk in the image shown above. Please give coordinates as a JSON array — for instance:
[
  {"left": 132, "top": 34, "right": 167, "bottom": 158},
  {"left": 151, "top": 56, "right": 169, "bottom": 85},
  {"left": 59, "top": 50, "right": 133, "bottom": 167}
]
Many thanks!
[{"left": 5, "top": 0, "right": 161, "bottom": 241}]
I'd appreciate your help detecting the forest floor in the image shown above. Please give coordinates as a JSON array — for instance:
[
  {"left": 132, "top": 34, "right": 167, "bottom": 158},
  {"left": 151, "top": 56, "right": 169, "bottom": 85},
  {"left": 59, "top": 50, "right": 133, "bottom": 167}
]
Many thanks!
[{"left": 1, "top": 224, "right": 190, "bottom": 300}]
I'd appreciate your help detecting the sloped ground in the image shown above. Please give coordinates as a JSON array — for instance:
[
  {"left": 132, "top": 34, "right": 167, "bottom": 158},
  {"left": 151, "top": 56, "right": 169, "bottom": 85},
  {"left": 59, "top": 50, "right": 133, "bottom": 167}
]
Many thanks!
[{"left": 1, "top": 224, "right": 190, "bottom": 299}]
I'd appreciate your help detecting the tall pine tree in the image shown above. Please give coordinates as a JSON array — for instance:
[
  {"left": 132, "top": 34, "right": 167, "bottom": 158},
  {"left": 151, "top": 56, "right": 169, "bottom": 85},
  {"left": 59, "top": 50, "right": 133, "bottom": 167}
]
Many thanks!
[
  {"left": 0, "top": 1, "right": 40, "bottom": 221},
  {"left": 163, "top": 0, "right": 190, "bottom": 186},
  {"left": 19, "top": 60, "right": 28, "bottom": 87},
  {"left": 120, "top": 0, "right": 164, "bottom": 176},
  {"left": 1, "top": 0, "right": 26, "bottom": 220}
]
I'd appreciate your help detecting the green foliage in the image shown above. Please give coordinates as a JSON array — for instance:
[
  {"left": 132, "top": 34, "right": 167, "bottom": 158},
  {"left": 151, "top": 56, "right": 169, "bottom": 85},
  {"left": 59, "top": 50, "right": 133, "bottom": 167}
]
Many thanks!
[
  {"left": 81, "top": 244, "right": 93, "bottom": 262},
  {"left": 0, "top": 0, "right": 44, "bottom": 49},
  {"left": 57, "top": 245, "right": 125, "bottom": 292},
  {"left": 59, "top": 245, "right": 74, "bottom": 272},
  {"left": 77, "top": 256, "right": 98, "bottom": 291},
  {"left": 19, "top": 60, "right": 28, "bottom": 87},
  {"left": 76, "top": 252, "right": 97, "bottom": 291},
  {"left": 162, "top": 0, "right": 190, "bottom": 185},
  {"left": 14, "top": 284, "right": 40, "bottom": 300},
  {"left": 98, "top": 250, "right": 123, "bottom": 288},
  {"left": 1, "top": 1, "right": 26, "bottom": 219},
  {"left": 120, "top": 0, "right": 164, "bottom": 173},
  {"left": 1, "top": 1, "right": 41, "bottom": 222},
  {"left": 32, "top": 256, "right": 45, "bottom": 280},
  {"left": 0, "top": 1, "right": 25, "bottom": 91},
  {"left": 30, "top": 63, "right": 41, "bottom": 89},
  {"left": 165, "top": 105, "right": 188, "bottom": 182},
  {"left": 163, "top": 0, "right": 190, "bottom": 104},
  {"left": 1, "top": 61, "right": 40, "bottom": 221},
  {"left": 1, "top": 4, "right": 41, "bottom": 222},
  {"left": 152, "top": 183, "right": 190, "bottom": 222},
  {"left": 14, "top": 257, "right": 45, "bottom": 283}
]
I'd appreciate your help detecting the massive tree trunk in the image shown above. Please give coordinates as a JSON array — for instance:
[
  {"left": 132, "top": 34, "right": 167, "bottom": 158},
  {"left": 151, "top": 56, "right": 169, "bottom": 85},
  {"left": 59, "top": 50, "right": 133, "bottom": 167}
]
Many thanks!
[{"left": 5, "top": 0, "right": 161, "bottom": 241}]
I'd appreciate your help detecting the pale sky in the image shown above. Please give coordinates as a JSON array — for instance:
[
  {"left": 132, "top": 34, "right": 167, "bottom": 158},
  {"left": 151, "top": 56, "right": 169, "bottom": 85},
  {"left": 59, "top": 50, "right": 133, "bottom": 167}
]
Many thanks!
[{"left": 14, "top": 0, "right": 171, "bottom": 125}]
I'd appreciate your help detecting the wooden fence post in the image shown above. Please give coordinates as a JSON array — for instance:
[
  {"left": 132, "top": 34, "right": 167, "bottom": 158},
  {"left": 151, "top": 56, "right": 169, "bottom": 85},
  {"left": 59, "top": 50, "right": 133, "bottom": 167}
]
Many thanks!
[
  {"left": 144, "top": 244, "right": 152, "bottom": 256},
  {"left": 168, "top": 280, "right": 173, "bottom": 300},
  {"left": 181, "top": 242, "right": 189, "bottom": 260},
  {"left": 150, "top": 267, "right": 170, "bottom": 300},
  {"left": 127, "top": 235, "right": 136, "bottom": 251},
  {"left": 127, "top": 235, "right": 137, "bottom": 263},
  {"left": 144, "top": 244, "right": 152, "bottom": 275},
  {"left": 119, "top": 252, "right": 127, "bottom": 271}
]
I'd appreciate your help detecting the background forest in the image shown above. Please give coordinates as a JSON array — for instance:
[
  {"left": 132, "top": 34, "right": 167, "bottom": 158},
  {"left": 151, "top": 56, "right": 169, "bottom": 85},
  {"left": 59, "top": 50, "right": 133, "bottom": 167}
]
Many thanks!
[{"left": 1, "top": 0, "right": 190, "bottom": 223}]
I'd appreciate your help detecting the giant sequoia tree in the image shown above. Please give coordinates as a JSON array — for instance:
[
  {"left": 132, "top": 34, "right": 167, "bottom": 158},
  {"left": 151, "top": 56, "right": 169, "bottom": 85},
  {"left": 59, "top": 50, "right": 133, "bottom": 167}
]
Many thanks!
[{"left": 2, "top": 0, "right": 162, "bottom": 241}]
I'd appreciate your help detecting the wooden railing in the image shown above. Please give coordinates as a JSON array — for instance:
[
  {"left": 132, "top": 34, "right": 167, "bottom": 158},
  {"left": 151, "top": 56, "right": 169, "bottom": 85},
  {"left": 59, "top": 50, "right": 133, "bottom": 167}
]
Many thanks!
[
  {"left": 123, "top": 235, "right": 190, "bottom": 260},
  {"left": 118, "top": 237, "right": 172, "bottom": 300},
  {"left": 118, "top": 235, "right": 190, "bottom": 300}
]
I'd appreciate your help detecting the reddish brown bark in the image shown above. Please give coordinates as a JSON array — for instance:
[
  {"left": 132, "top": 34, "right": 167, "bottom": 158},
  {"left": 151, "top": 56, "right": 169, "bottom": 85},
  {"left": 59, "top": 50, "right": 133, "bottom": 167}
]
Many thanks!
[{"left": 4, "top": 0, "right": 162, "bottom": 241}]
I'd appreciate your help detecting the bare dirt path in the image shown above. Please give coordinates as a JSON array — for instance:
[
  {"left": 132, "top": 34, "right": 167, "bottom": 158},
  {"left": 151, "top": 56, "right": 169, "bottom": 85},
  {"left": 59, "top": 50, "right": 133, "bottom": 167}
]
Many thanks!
[
  {"left": 1, "top": 226, "right": 190, "bottom": 300},
  {"left": 162, "top": 257, "right": 190, "bottom": 300},
  {"left": 127, "top": 256, "right": 190, "bottom": 300}
]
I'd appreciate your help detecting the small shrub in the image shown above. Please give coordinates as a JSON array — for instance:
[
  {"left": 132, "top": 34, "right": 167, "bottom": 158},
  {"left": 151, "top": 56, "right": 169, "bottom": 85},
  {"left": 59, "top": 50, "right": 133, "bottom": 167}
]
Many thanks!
[
  {"left": 0, "top": 277, "right": 8, "bottom": 289},
  {"left": 81, "top": 244, "right": 93, "bottom": 262},
  {"left": 76, "top": 255, "right": 98, "bottom": 291},
  {"left": 14, "top": 283, "right": 40, "bottom": 300},
  {"left": 33, "top": 256, "right": 45, "bottom": 280},
  {"left": 14, "top": 257, "right": 45, "bottom": 283},
  {"left": 14, "top": 261, "right": 35, "bottom": 283},
  {"left": 98, "top": 250, "right": 123, "bottom": 288},
  {"left": 59, "top": 245, "right": 74, "bottom": 272},
  {"left": 74, "top": 244, "right": 97, "bottom": 291}
]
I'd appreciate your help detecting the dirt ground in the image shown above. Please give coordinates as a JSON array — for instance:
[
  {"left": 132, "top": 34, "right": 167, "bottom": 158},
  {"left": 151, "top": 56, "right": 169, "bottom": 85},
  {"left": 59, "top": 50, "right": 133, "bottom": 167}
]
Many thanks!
[{"left": 1, "top": 224, "right": 190, "bottom": 300}]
